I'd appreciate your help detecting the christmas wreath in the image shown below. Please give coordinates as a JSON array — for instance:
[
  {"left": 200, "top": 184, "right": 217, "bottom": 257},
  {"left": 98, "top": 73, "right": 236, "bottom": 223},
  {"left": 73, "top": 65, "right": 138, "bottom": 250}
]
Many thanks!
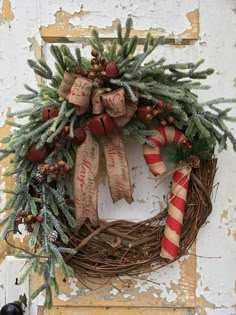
[{"left": 0, "top": 18, "right": 235, "bottom": 308}]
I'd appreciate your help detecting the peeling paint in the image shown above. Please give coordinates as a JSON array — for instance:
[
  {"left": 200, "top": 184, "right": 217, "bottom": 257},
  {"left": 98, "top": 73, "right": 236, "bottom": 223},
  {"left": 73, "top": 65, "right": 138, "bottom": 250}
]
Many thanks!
[
  {"left": 177, "top": 9, "right": 199, "bottom": 40},
  {"left": 40, "top": 8, "right": 199, "bottom": 44},
  {"left": 233, "top": 78, "right": 236, "bottom": 88},
  {"left": 0, "top": 0, "right": 14, "bottom": 23}
]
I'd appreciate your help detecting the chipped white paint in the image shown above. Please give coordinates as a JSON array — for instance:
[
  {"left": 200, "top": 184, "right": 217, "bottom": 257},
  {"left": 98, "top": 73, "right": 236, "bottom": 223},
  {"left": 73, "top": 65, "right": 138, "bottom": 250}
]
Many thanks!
[
  {"left": 57, "top": 293, "right": 70, "bottom": 302},
  {"left": 0, "top": 1, "right": 235, "bottom": 314}
]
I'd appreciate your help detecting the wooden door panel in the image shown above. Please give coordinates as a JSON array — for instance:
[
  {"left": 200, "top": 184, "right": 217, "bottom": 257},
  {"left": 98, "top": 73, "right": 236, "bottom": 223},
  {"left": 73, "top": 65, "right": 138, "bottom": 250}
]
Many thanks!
[
  {"left": 31, "top": 251, "right": 196, "bottom": 309},
  {"left": 41, "top": 306, "right": 195, "bottom": 315}
]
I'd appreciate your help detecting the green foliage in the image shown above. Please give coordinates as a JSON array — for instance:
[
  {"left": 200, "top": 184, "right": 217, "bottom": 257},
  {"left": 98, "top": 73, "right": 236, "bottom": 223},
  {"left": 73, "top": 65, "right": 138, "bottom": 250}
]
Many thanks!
[{"left": 166, "top": 139, "right": 214, "bottom": 163}]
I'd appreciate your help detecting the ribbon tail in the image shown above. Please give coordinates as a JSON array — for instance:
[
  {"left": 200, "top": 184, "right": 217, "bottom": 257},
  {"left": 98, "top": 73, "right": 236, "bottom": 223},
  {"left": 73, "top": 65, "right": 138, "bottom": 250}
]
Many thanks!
[
  {"left": 74, "top": 129, "right": 99, "bottom": 228},
  {"left": 103, "top": 131, "right": 133, "bottom": 204}
]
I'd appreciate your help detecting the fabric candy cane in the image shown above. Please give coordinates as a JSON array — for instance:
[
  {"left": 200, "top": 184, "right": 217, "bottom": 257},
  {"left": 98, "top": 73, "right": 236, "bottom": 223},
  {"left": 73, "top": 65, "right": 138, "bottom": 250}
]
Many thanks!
[{"left": 143, "top": 126, "right": 192, "bottom": 260}]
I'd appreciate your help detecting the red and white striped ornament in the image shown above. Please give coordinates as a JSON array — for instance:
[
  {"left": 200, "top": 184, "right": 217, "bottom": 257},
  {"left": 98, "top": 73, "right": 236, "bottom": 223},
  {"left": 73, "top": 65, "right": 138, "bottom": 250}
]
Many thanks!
[{"left": 143, "top": 126, "right": 192, "bottom": 260}]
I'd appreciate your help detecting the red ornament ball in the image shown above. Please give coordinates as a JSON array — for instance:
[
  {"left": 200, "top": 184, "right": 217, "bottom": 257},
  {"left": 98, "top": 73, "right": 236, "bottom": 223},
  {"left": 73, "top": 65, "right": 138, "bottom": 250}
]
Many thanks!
[
  {"left": 71, "top": 128, "right": 86, "bottom": 144},
  {"left": 42, "top": 107, "right": 59, "bottom": 121},
  {"left": 104, "top": 61, "right": 119, "bottom": 78},
  {"left": 27, "top": 143, "right": 49, "bottom": 163},
  {"left": 88, "top": 113, "right": 116, "bottom": 137}
]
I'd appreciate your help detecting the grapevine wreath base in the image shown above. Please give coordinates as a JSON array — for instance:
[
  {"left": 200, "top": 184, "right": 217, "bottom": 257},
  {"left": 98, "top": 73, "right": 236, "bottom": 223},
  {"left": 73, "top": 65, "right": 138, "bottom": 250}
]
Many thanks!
[{"left": 62, "top": 159, "right": 217, "bottom": 278}]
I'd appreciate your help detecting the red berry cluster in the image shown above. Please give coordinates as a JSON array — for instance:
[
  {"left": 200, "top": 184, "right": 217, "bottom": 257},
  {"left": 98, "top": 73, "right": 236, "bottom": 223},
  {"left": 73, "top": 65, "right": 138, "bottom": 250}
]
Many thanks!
[
  {"left": 15, "top": 210, "right": 44, "bottom": 232},
  {"left": 40, "top": 160, "right": 70, "bottom": 180},
  {"left": 75, "top": 49, "right": 106, "bottom": 81},
  {"left": 75, "top": 49, "right": 119, "bottom": 82},
  {"left": 182, "top": 139, "right": 192, "bottom": 150},
  {"left": 137, "top": 101, "right": 174, "bottom": 125}
]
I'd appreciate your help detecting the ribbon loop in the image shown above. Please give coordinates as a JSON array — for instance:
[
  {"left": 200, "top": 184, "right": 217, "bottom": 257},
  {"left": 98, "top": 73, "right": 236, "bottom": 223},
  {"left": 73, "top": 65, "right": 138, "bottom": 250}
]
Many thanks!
[
  {"left": 101, "top": 88, "right": 126, "bottom": 117},
  {"left": 114, "top": 89, "right": 138, "bottom": 128},
  {"left": 91, "top": 88, "right": 105, "bottom": 114},
  {"left": 58, "top": 71, "right": 77, "bottom": 99},
  {"left": 69, "top": 76, "right": 93, "bottom": 115}
]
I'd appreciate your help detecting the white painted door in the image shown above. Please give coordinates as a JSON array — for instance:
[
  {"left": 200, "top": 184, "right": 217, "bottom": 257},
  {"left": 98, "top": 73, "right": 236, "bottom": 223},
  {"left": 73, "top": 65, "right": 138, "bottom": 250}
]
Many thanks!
[{"left": 0, "top": 1, "right": 235, "bottom": 315}]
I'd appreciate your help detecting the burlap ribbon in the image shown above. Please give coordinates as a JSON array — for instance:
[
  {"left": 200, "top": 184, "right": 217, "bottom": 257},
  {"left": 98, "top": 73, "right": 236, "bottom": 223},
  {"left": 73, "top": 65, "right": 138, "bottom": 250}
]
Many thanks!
[
  {"left": 58, "top": 73, "right": 138, "bottom": 124},
  {"left": 63, "top": 74, "right": 138, "bottom": 227}
]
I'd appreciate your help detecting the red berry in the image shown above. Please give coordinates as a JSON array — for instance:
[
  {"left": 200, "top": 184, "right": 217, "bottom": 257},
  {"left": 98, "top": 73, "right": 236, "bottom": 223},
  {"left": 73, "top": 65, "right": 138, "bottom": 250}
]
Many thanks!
[
  {"left": 152, "top": 109, "right": 159, "bottom": 116},
  {"left": 168, "top": 116, "right": 174, "bottom": 123},
  {"left": 91, "top": 49, "right": 98, "bottom": 57},
  {"left": 82, "top": 69, "right": 89, "bottom": 77},
  {"left": 92, "top": 64, "right": 100, "bottom": 72},
  {"left": 146, "top": 106, "right": 152, "bottom": 113},
  {"left": 36, "top": 215, "right": 44, "bottom": 223},
  {"left": 49, "top": 166, "right": 55, "bottom": 172},
  {"left": 19, "top": 210, "right": 27, "bottom": 217},
  {"left": 54, "top": 164, "right": 59, "bottom": 171},
  {"left": 15, "top": 217, "right": 22, "bottom": 224},
  {"left": 75, "top": 66, "right": 82, "bottom": 74},
  {"left": 166, "top": 103, "right": 172, "bottom": 110},
  {"left": 99, "top": 56, "right": 106, "bottom": 64},
  {"left": 157, "top": 101, "right": 164, "bottom": 108},
  {"left": 58, "top": 160, "right": 65, "bottom": 167},
  {"left": 64, "top": 164, "right": 70, "bottom": 172},
  {"left": 188, "top": 144, "right": 193, "bottom": 149},
  {"left": 146, "top": 113, "right": 153, "bottom": 120},
  {"left": 27, "top": 214, "right": 36, "bottom": 224},
  {"left": 182, "top": 139, "right": 188, "bottom": 145},
  {"left": 91, "top": 58, "right": 98, "bottom": 65},
  {"left": 88, "top": 72, "right": 96, "bottom": 80},
  {"left": 160, "top": 120, "right": 167, "bottom": 126},
  {"left": 100, "top": 71, "right": 107, "bottom": 78},
  {"left": 59, "top": 170, "right": 65, "bottom": 176}
]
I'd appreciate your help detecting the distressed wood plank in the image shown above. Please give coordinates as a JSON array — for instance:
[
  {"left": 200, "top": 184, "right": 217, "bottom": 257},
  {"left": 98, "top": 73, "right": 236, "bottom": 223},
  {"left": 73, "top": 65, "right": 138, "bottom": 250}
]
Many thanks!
[{"left": 43, "top": 306, "right": 195, "bottom": 315}]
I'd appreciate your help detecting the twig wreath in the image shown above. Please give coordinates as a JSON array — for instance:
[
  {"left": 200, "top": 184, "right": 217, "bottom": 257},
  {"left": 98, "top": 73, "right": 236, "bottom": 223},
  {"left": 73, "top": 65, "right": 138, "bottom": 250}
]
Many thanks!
[{"left": 0, "top": 18, "right": 235, "bottom": 308}]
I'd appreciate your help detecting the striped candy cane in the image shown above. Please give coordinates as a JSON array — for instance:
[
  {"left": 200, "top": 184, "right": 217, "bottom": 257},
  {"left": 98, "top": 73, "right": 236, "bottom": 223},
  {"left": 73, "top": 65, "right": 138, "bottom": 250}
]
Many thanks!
[{"left": 143, "top": 126, "right": 192, "bottom": 260}]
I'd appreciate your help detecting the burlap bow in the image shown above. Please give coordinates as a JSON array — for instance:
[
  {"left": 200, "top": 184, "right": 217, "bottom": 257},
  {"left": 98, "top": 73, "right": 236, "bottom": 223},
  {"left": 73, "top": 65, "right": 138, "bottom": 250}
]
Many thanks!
[{"left": 59, "top": 72, "right": 138, "bottom": 227}]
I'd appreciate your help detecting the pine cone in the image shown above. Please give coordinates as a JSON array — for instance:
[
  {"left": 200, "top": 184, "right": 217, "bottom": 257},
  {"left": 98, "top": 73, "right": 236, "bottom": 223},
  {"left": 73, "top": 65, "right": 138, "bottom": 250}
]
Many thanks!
[
  {"left": 48, "top": 230, "right": 58, "bottom": 243},
  {"left": 34, "top": 171, "right": 46, "bottom": 184}
]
